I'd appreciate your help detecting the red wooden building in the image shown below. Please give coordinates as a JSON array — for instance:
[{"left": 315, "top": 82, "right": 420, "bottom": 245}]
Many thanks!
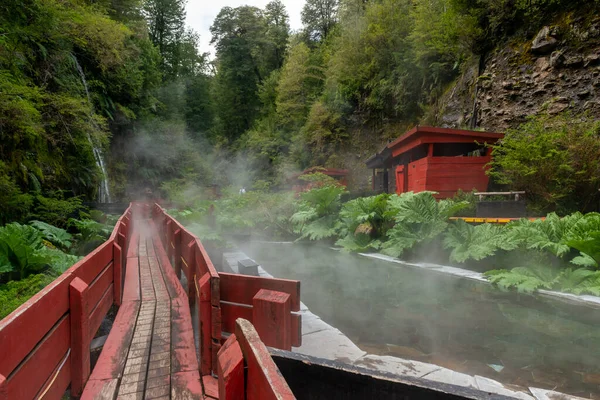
[{"left": 366, "top": 126, "right": 504, "bottom": 198}]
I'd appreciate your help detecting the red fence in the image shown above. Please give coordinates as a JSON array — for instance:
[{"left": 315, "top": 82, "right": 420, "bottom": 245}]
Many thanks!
[
  {"left": 151, "top": 205, "right": 301, "bottom": 374},
  {"left": 0, "top": 205, "right": 133, "bottom": 400}
]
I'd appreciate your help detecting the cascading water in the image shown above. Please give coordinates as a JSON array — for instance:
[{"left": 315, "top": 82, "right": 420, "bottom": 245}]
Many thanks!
[{"left": 74, "top": 56, "right": 112, "bottom": 203}]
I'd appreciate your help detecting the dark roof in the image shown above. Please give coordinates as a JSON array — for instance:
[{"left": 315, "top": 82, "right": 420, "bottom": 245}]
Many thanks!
[
  {"left": 388, "top": 126, "right": 504, "bottom": 151},
  {"left": 365, "top": 146, "right": 392, "bottom": 169}
]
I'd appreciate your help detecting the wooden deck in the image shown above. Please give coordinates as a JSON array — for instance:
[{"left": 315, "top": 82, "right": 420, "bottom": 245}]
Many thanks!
[
  {"left": 0, "top": 203, "right": 298, "bottom": 400},
  {"left": 82, "top": 219, "right": 208, "bottom": 399}
]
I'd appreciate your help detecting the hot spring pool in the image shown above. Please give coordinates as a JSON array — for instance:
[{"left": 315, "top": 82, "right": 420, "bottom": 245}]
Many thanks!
[{"left": 238, "top": 242, "right": 600, "bottom": 398}]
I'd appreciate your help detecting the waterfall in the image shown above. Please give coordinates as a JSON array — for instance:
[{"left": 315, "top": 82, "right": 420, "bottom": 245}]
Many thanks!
[{"left": 73, "top": 56, "right": 112, "bottom": 203}]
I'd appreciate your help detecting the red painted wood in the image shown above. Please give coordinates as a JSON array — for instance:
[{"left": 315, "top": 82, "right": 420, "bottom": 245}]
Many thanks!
[
  {"left": 217, "top": 334, "right": 244, "bottom": 400},
  {"left": 73, "top": 239, "right": 113, "bottom": 285},
  {"left": 198, "top": 274, "right": 213, "bottom": 375},
  {"left": 35, "top": 352, "right": 71, "bottom": 400},
  {"left": 291, "top": 314, "right": 301, "bottom": 347},
  {"left": 252, "top": 290, "right": 292, "bottom": 351},
  {"left": 220, "top": 303, "right": 252, "bottom": 335},
  {"left": 388, "top": 126, "right": 503, "bottom": 157},
  {"left": 69, "top": 277, "right": 91, "bottom": 396},
  {"left": 113, "top": 243, "right": 123, "bottom": 306},
  {"left": 0, "top": 272, "right": 71, "bottom": 378},
  {"left": 5, "top": 315, "right": 70, "bottom": 400},
  {"left": 220, "top": 303, "right": 300, "bottom": 347},
  {"left": 122, "top": 255, "right": 140, "bottom": 304},
  {"left": 203, "top": 375, "right": 219, "bottom": 399},
  {"left": 173, "top": 228, "right": 182, "bottom": 280},
  {"left": 85, "top": 301, "right": 139, "bottom": 381},
  {"left": 0, "top": 374, "right": 6, "bottom": 400},
  {"left": 171, "top": 296, "right": 201, "bottom": 374},
  {"left": 88, "top": 284, "right": 114, "bottom": 340},
  {"left": 219, "top": 273, "right": 300, "bottom": 311},
  {"left": 127, "top": 230, "right": 139, "bottom": 258},
  {"left": 172, "top": 370, "right": 204, "bottom": 399},
  {"left": 235, "top": 319, "right": 295, "bottom": 400},
  {"left": 87, "top": 263, "right": 113, "bottom": 311}
]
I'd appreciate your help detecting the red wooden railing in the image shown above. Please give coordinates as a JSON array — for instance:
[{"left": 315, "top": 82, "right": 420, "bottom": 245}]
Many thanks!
[
  {"left": 0, "top": 205, "right": 133, "bottom": 400},
  {"left": 0, "top": 203, "right": 300, "bottom": 400},
  {"left": 218, "top": 318, "right": 295, "bottom": 400},
  {"left": 152, "top": 205, "right": 301, "bottom": 373}
]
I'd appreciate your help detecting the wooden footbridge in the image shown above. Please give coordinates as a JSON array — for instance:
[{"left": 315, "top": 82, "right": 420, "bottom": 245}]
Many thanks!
[{"left": 0, "top": 203, "right": 299, "bottom": 400}]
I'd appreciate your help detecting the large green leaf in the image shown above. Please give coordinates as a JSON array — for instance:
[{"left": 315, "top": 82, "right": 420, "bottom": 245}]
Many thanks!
[{"left": 30, "top": 220, "right": 73, "bottom": 249}]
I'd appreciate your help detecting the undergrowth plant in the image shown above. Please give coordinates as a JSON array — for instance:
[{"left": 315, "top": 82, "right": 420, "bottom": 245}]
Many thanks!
[
  {"left": 381, "top": 192, "right": 470, "bottom": 258},
  {"left": 291, "top": 185, "right": 347, "bottom": 241}
]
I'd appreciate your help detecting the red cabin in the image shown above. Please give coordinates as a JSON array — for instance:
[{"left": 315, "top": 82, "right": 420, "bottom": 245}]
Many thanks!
[{"left": 367, "top": 126, "right": 504, "bottom": 198}]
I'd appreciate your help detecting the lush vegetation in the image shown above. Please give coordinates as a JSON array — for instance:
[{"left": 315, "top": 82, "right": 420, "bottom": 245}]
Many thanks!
[
  {"left": 167, "top": 180, "right": 600, "bottom": 297},
  {"left": 0, "top": 212, "right": 116, "bottom": 319}
]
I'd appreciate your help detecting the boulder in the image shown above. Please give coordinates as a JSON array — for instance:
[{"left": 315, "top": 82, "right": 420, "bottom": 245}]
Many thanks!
[{"left": 531, "top": 26, "right": 559, "bottom": 54}]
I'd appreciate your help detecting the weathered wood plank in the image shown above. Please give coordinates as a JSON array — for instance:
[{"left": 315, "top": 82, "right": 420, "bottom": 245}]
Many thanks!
[
  {"left": 219, "top": 273, "right": 300, "bottom": 311},
  {"left": 252, "top": 290, "right": 292, "bottom": 351},
  {"left": 0, "top": 272, "right": 72, "bottom": 377},
  {"left": 217, "top": 334, "right": 244, "bottom": 400},
  {"left": 89, "top": 284, "right": 114, "bottom": 340},
  {"left": 81, "top": 378, "right": 119, "bottom": 400},
  {"left": 235, "top": 319, "right": 295, "bottom": 400},
  {"left": 114, "top": 243, "right": 123, "bottom": 306},
  {"left": 122, "top": 257, "right": 140, "bottom": 302},
  {"left": 70, "top": 277, "right": 91, "bottom": 396},
  {"left": 87, "top": 263, "right": 113, "bottom": 311},
  {"left": 4, "top": 315, "right": 70, "bottom": 400}
]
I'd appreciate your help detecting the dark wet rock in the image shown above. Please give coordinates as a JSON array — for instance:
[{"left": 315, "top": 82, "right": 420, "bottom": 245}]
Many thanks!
[
  {"left": 549, "top": 51, "right": 565, "bottom": 68},
  {"left": 532, "top": 26, "right": 559, "bottom": 54},
  {"left": 563, "top": 55, "right": 584, "bottom": 68}
]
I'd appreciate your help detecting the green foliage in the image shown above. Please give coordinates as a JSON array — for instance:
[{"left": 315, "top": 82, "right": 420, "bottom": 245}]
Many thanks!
[
  {"left": 335, "top": 193, "right": 391, "bottom": 251},
  {"left": 488, "top": 116, "right": 600, "bottom": 214},
  {"left": 30, "top": 194, "right": 88, "bottom": 229},
  {"left": 0, "top": 274, "right": 55, "bottom": 319},
  {"left": 382, "top": 192, "right": 469, "bottom": 257},
  {"left": 30, "top": 221, "right": 73, "bottom": 250},
  {"left": 0, "top": 223, "right": 48, "bottom": 281},
  {"left": 291, "top": 185, "right": 347, "bottom": 240},
  {"left": 443, "top": 220, "right": 519, "bottom": 263},
  {"left": 69, "top": 218, "right": 112, "bottom": 244}
]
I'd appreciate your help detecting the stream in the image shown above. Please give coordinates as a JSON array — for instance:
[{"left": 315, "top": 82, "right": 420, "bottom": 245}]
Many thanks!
[{"left": 239, "top": 241, "right": 600, "bottom": 399}]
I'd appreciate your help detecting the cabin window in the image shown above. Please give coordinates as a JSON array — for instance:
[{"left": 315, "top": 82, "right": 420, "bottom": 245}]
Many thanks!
[{"left": 432, "top": 143, "right": 486, "bottom": 157}]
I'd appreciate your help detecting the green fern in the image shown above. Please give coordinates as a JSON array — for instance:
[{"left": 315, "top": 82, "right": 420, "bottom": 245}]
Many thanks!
[
  {"left": 291, "top": 185, "right": 346, "bottom": 241},
  {"left": 382, "top": 192, "right": 469, "bottom": 258},
  {"left": 30, "top": 220, "right": 73, "bottom": 250},
  {"left": 485, "top": 267, "right": 552, "bottom": 293},
  {"left": 443, "top": 220, "right": 519, "bottom": 263},
  {"left": 0, "top": 223, "right": 49, "bottom": 280},
  {"left": 335, "top": 194, "right": 391, "bottom": 251}
]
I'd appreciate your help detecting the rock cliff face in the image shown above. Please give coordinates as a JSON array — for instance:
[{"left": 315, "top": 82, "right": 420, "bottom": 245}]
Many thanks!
[{"left": 429, "top": 16, "right": 600, "bottom": 132}]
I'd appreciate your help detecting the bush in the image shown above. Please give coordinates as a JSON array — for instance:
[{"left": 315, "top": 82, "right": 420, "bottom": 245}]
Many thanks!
[
  {"left": 488, "top": 116, "right": 600, "bottom": 214},
  {"left": 31, "top": 193, "right": 89, "bottom": 228},
  {"left": 0, "top": 274, "right": 55, "bottom": 319}
]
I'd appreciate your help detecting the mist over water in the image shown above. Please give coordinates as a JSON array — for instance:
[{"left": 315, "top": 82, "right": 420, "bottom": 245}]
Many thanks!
[{"left": 239, "top": 241, "right": 600, "bottom": 398}]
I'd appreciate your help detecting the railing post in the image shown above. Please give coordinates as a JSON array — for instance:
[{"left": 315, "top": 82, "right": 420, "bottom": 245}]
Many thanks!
[
  {"left": 113, "top": 242, "right": 123, "bottom": 306},
  {"left": 70, "top": 277, "right": 91, "bottom": 396},
  {"left": 197, "top": 274, "right": 212, "bottom": 375},
  {"left": 217, "top": 334, "right": 244, "bottom": 400},
  {"left": 252, "top": 289, "right": 292, "bottom": 351},
  {"left": 0, "top": 374, "right": 7, "bottom": 400}
]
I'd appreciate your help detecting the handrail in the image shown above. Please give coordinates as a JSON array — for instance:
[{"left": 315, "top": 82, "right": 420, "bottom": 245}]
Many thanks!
[{"left": 0, "top": 204, "right": 132, "bottom": 400}]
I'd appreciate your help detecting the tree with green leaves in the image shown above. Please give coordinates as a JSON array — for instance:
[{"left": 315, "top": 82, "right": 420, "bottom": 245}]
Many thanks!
[{"left": 301, "top": 0, "right": 339, "bottom": 42}]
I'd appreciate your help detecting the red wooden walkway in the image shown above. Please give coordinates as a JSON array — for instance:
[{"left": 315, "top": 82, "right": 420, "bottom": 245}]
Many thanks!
[{"left": 0, "top": 203, "right": 298, "bottom": 400}]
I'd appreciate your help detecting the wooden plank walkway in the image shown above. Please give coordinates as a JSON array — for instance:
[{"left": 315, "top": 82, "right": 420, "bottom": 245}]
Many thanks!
[{"left": 82, "top": 219, "right": 206, "bottom": 400}]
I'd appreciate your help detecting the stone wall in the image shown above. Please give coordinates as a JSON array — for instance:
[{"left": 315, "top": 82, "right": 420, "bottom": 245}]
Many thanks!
[{"left": 430, "top": 17, "right": 600, "bottom": 131}]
